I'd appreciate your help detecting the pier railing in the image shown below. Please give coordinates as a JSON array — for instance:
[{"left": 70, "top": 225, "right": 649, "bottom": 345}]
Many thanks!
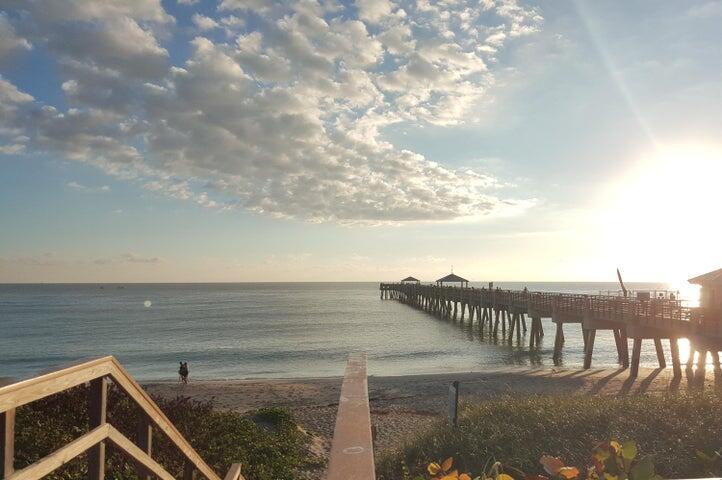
[
  {"left": 379, "top": 282, "right": 719, "bottom": 334},
  {"left": 0, "top": 356, "right": 243, "bottom": 480}
]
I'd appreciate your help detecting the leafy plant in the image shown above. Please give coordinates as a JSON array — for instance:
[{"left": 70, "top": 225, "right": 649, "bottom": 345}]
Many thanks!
[
  {"left": 541, "top": 441, "right": 660, "bottom": 480},
  {"left": 427, "top": 457, "right": 472, "bottom": 480},
  {"left": 416, "top": 441, "right": 661, "bottom": 480}
]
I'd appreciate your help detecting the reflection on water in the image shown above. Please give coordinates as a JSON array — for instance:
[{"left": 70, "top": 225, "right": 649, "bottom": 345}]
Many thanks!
[{"left": 0, "top": 281, "right": 708, "bottom": 381}]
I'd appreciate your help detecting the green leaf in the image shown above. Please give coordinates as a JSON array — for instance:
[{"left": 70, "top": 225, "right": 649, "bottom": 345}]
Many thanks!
[
  {"left": 697, "top": 451, "right": 714, "bottom": 462},
  {"left": 630, "top": 456, "right": 655, "bottom": 480},
  {"left": 621, "top": 441, "right": 637, "bottom": 461}
]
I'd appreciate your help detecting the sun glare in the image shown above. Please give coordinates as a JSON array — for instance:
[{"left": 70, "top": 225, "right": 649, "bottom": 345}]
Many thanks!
[{"left": 602, "top": 143, "right": 722, "bottom": 284}]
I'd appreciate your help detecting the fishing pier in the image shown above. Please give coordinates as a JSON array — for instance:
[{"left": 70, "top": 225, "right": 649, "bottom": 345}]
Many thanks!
[{"left": 380, "top": 276, "right": 722, "bottom": 377}]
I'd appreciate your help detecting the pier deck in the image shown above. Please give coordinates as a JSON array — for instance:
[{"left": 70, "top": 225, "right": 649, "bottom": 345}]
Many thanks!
[{"left": 380, "top": 283, "right": 722, "bottom": 376}]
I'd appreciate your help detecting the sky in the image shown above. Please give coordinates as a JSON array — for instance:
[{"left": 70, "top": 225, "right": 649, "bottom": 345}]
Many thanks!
[{"left": 0, "top": 0, "right": 720, "bottom": 283}]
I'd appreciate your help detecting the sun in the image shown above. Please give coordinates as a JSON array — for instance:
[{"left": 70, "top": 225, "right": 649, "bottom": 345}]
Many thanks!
[{"left": 601, "top": 143, "right": 722, "bottom": 285}]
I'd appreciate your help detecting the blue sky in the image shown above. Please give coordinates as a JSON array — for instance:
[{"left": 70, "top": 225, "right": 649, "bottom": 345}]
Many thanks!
[{"left": 0, "top": 0, "right": 720, "bottom": 283}]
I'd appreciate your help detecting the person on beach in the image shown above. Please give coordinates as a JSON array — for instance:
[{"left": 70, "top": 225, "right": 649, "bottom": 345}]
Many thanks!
[{"left": 179, "top": 362, "right": 189, "bottom": 384}]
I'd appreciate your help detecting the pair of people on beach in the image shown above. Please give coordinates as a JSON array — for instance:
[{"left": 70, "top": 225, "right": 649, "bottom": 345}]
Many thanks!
[{"left": 178, "top": 361, "right": 189, "bottom": 384}]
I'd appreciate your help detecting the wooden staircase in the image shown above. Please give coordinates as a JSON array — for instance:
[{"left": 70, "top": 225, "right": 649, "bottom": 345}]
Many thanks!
[{"left": 0, "top": 356, "right": 243, "bottom": 480}]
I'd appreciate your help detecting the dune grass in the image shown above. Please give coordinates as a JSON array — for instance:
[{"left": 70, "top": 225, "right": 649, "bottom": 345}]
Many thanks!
[
  {"left": 376, "top": 392, "right": 722, "bottom": 479},
  {"left": 14, "top": 384, "right": 320, "bottom": 480}
]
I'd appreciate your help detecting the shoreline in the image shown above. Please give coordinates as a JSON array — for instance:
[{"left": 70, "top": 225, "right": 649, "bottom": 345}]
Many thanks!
[{"left": 145, "top": 366, "right": 722, "bottom": 458}]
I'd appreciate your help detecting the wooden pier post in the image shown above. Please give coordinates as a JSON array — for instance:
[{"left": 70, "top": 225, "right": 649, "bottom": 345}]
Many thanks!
[
  {"left": 670, "top": 337, "right": 681, "bottom": 377},
  {"left": 553, "top": 323, "right": 564, "bottom": 362},
  {"left": 654, "top": 338, "right": 667, "bottom": 369},
  {"left": 583, "top": 329, "right": 596, "bottom": 369},
  {"left": 630, "top": 338, "right": 643, "bottom": 377}
]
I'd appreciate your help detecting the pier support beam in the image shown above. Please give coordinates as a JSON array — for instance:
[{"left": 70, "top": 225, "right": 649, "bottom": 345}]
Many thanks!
[
  {"left": 630, "top": 338, "right": 643, "bottom": 378},
  {"left": 654, "top": 338, "right": 666, "bottom": 369},
  {"left": 670, "top": 337, "right": 681, "bottom": 377},
  {"left": 553, "top": 322, "right": 564, "bottom": 363},
  {"left": 583, "top": 329, "right": 596, "bottom": 369}
]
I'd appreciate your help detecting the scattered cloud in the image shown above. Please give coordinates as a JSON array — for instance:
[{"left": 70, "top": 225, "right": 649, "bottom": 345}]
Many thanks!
[
  {"left": 65, "top": 181, "right": 111, "bottom": 193},
  {"left": 687, "top": 1, "right": 722, "bottom": 18},
  {"left": 0, "top": 0, "right": 543, "bottom": 223},
  {"left": 0, "top": 13, "right": 32, "bottom": 60},
  {"left": 0, "top": 252, "right": 162, "bottom": 269},
  {"left": 0, "top": 143, "right": 25, "bottom": 154},
  {"left": 192, "top": 13, "right": 220, "bottom": 31},
  {"left": 118, "top": 253, "right": 163, "bottom": 264}
]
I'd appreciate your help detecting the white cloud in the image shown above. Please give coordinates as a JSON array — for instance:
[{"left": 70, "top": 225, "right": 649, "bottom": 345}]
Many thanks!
[
  {"left": 0, "top": 76, "right": 34, "bottom": 103},
  {"left": 356, "top": 0, "right": 393, "bottom": 24},
  {"left": 0, "top": 14, "right": 31, "bottom": 60},
  {"left": 218, "top": 0, "right": 270, "bottom": 13},
  {"left": 192, "top": 14, "right": 220, "bottom": 31},
  {"left": 0, "top": 143, "right": 25, "bottom": 154},
  {"left": 687, "top": 1, "right": 722, "bottom": 17},
  {"left": 22, "top": 0, "right": 172, "bottom": 24},
  {"left": 1, "top": 0, "right": 543, "bottom": 223},
  {"left": 65, "top": 181, "right": 111, "bottom": 193}
]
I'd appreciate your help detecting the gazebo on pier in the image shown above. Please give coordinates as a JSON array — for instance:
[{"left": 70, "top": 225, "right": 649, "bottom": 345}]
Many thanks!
[
  {"left": 401, "top": 276, "right": 420, "bottom": 284},
  {"left": 436, "top": 273, "right": 469, "bottom": 288}
]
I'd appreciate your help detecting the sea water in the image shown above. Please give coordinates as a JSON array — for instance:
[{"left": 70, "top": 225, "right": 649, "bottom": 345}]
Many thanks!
[{"left": 0, "top": 282, "right": 698, "bottom": 382}]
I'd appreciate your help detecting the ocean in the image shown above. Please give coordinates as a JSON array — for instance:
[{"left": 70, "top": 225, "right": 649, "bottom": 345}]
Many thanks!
[{"left": 0, "top": 282, "right": 700, "bottom": 382}]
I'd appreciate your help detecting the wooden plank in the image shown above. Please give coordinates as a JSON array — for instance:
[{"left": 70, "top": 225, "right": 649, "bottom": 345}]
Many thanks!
[
  {"left": 88, "top": 377, "right": 108, "bottom": 480},
  {"left": 1, "top": 409, "right": 14, "bottom": 480},
  {"left": 6, "top": 425, "right": 110, "bottom": 480},
  {"left": 184, "top": 461, "right": 195, "bottom": 480},
  {"left": 136, "top": 414, "right": 153, "bottom": 480},
  {"left": 326, "top": 353, "right": 375, "bottom": 480},
  {"left": 107, "top": 426, "right": 175, "bottom": 480},
  {"left": 223, "top": 463, "right": 244, "bottom": 480},
  {"left": 0, "top": 357, "right": 113, "bottom": 412}
]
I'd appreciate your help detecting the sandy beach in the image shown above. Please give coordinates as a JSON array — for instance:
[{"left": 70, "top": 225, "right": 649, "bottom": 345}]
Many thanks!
[{"left": 145, "top": 366, "right": 722, "bottom": 459}]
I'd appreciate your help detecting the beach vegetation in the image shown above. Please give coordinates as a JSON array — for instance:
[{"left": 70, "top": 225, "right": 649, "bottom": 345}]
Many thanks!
[{"left": 377, "top": 393, "right": 722, "bottom": 479}]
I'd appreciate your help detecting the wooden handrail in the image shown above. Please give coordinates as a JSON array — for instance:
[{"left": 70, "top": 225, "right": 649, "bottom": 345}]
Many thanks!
[
  {"left": 0, "top": 357, "right": 114, "bottom": 412},
  {"left": 7, "top": 425, "right": 110, "bottom": 480},
  {"left": 0, "top": 356, "right": 236, "bottom": 480},
  {"left": 326, "top": 353, "right": 375, "bottom": 480}
]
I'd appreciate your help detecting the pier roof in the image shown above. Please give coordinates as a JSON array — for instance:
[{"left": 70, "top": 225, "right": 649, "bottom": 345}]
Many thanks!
[
  {"left": 401, "top": 276, "right": 420, "bottom": 282},
  {"left": 436, "top": 273, "right": 469, "bottom": 283},
  {"left": 689, "top": 268, "right": 722, "bottom": 285}
]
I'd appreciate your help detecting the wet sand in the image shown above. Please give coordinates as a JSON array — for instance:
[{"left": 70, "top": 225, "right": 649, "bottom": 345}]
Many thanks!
[{"left": 145, "top": 365, "right": 722, "bottom": 457}]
